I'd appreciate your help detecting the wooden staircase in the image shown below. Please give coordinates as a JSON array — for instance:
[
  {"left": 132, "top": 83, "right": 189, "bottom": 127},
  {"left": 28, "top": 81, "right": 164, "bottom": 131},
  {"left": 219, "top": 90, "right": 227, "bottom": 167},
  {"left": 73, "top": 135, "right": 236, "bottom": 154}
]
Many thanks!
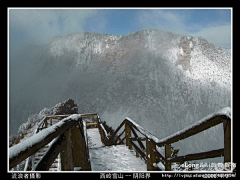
[
  {"left": 33, "top": 144, "right": 60, "bottom": 171},
  {"left": 9, "top": 108, "right": 232, "bottom": 171}
]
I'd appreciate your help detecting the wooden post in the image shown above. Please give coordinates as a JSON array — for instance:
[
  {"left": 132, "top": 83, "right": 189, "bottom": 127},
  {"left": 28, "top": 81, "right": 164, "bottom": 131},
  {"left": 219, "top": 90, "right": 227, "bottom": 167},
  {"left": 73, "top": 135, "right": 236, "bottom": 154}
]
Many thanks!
[
  {"left": 99, "top": 124, "right": 105, "bottom": 144},
  {"left": 71, "top": 126, "right": 83, "bottom": 168},
  {"left": 31, "top": 155, "right": 35, "bottom": 170},
  {"left": 146, "top": 139, "right": 158, "bottom": 171},
  {"left": 60, "top": 129, "right": 74, "bottom": 171},
  {"left": 44, "top": 118, "right": 48, "bottom": 128},
  {"left": 96, "top": 115, "right": 99, "bottom": 128},
  {"left": 78, "top": 121, "right": 91, "bottom": 170},
  {"left": 125, "top": 122, "right": 132, "bottom": 149},
  {"left": 125, "top": 122, "right": 129, "bottom": 147},
  {"left": 165, "top": 144, "right": 171, "bottom": 171},
  {"left": 223, "top": 119, "right": 231, "bottom": 171}
]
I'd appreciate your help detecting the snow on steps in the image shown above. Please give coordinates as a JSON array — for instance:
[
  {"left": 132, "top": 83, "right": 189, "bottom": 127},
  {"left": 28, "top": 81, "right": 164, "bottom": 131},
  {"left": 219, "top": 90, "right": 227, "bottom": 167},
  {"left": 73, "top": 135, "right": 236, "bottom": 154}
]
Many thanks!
[
  {"left": 87, "top": 128, "right": 147, "bottom": 171},
  {"left": 32, "top": 119, "right": 61, "bottom": 171},
  {"left": 24, "top": 116, "right": 147, "bottom": 171},
  {"left": 33, "top": 143, "right": 60, "bottom": 171},
  {"left": 33, "top": 127, "right": 147, "bottom": 171}
]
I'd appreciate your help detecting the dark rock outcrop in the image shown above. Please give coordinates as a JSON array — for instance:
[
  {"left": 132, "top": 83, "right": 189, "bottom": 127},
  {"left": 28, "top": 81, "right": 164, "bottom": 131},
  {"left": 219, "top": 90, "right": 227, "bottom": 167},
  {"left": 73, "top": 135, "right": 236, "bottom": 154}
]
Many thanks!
[{"left": 51, "top": 99, "right": 78, "bottom": 115}]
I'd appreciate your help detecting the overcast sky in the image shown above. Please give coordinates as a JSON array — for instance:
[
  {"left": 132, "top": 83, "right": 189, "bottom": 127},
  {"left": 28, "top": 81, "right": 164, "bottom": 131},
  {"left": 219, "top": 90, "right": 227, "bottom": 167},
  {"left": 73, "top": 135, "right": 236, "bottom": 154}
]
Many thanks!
[{"left": 9, "top": 8, "right": 231, "bottom": 54}]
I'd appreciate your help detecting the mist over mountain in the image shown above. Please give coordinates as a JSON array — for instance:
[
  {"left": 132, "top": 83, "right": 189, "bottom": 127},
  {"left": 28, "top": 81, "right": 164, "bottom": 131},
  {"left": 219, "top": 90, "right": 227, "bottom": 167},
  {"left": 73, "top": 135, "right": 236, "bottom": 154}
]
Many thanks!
[{"left": 9, "top": 29, "right": 231, "bottom": 158}]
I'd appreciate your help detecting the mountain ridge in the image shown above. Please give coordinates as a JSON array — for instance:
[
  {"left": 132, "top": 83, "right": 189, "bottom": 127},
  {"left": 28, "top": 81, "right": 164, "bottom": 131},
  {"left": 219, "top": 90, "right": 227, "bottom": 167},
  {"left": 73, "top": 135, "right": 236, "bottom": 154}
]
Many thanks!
[{"left": 10, "top": 29, "right": 231, "bottom": 159}]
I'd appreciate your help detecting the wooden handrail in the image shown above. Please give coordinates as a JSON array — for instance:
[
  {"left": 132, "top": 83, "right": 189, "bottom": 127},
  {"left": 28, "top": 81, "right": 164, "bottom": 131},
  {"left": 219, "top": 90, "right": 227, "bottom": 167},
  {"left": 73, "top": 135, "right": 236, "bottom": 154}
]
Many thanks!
[
  {"left": 157, "top": 108, "right": 231, "bottom": 171},
  {"left": 10, "top": 107, "right": 231, "bottom": 171},
  {"left": 35, "top": 115, "right": 71, "bottom": 133},
  {"left": 168, "top": 148, "right": 224, "bottom": 163},
  {"left": 107, "top": 107, "right": 231, "bottom": 171},
  {"left": 96, "top": 114, "right": 110, "bottom": 145},
  {"left": 156, "top": 115, "right": 230, "bottom": 147},
  {"left": 9, "top": 114, "right": 83, "bottom": 170},
  {"left": 34, "top": 134, "right": 67, "bottom": 170}
]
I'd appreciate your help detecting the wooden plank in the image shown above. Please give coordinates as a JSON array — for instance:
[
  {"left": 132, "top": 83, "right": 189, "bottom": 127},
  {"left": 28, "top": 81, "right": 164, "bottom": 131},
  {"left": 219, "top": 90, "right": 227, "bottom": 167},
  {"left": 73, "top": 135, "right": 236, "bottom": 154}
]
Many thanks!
[
  {"left": 131, "top": 141, "right": 146, "bottom": 162},
  {"left": 165, "top": 144, "right": 171, "bottom": 171},
  {"left": 223, "top": 119, "right": 231, "bottom": 170},
  {"left": 152, "top": 149, "right": 165, "bottom": 164},
  {"left": 81, "top": 113, "right": 98, "bottom": 116},
  {"left": 9, "top": 115, "right": 81, "bottom": 169},
  {"left": 113, "top": 130, "right": 124, "bottom": 145},
  {"left": 125, "top": 122, "right": 132, "bottom": 149},
  {"left": 36, "top": 117, "right": 47, "bottom": 133},
  {"left": 44, "top": 119, "right": 48, "bottom": 128},
  {"left": 99, "top": 123, "right": 109, "bottom": 145},
  {"left": 81, "top": 113, "right": 98, "bottom": 121},
  {"left": 146, "top": 139, "right": 151, "bottom": 170},
  {"left": 129, "top": 126, "right": 145, "bottom": 150},
  {"left": 117, "top": 136, "right": 126, "bottom": 145},
  {"left": 150, "top": 140, "right": 159, "bottom": 171},
  {"left": 125, "top": 118, "right": 160, "bottom": 144},
  {"left": 108, "top": 121, "right": 125, "bottom": 142},
  {"left": 168, "top": 148, "right": 224, "bottom": 163},
  {"left": 46, "top": 115, "right": 71, "bottom": 119},
  {"left": 86, "top": 123, "right": 98, "bottom": 126},
  {"left": 60, "top": 129, "right": 74, "bottom": 171},
  {"left": 146, "top": 139, "right": 158, "bottom": 171},
  {"left": 71, "top": 126, "right": 83, "bottom": 167},
  {"left": 129, "top": 137, "right": 146, "bottom": 141},
  {"left": 79, "top": 121, "right": 91, "bottom": 171},
  {"left": 99, "top": 126, "right": 104, "bottom": 143},
  {"left": 35, "top": 135, "right": 66, "bottom": 171}
]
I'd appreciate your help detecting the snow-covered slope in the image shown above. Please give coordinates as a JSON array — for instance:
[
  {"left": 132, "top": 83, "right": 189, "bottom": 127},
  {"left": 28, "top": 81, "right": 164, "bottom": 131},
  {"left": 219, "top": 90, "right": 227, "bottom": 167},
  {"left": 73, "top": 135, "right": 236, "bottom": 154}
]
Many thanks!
[{"left": 10, "top": 29, "right": 231, "bottom": 160}]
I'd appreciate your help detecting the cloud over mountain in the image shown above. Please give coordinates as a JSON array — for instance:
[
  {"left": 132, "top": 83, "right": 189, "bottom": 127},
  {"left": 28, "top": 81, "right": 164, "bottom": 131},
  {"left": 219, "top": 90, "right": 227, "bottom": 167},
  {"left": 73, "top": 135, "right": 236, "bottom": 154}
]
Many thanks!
[{"left": 10, "top": 29, "right": 231, "bottom": 159}]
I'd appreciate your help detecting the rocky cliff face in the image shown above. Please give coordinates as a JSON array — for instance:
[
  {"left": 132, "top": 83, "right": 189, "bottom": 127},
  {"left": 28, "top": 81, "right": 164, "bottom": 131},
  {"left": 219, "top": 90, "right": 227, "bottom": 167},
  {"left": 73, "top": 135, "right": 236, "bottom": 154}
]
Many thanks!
[
  {"left": 10, "top": 99, "right": 78, "bottom": 147},
  {"left": 10, "top": 29, "right": 231, "bottom": 158}
]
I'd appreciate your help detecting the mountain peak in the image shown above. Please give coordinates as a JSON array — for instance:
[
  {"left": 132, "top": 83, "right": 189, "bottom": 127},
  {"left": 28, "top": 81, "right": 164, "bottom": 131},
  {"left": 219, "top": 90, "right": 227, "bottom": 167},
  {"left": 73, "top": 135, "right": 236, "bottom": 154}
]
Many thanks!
[{"left": 10, "top": 29, "right": 231, "bottom": 157}]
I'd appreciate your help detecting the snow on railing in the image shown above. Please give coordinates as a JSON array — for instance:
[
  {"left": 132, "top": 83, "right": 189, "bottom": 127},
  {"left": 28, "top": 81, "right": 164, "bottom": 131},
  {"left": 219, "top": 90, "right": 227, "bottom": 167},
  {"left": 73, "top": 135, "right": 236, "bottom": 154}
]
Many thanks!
[
  {"left": 157, "top": 107, "right": 231, "bottom": 171},
  {"left": 9, "top": 108, "right": 231, "bottom": 171},
  {"left": 107, "top": 107, "right": 231, "bottom": 171},
  {"left": 96, "top": 114, "right": 110, "bottom": 145},
  {"left": 25, "top": 115, "right": 72, "bottom": 171},
  {"left": 9, "top": 114, "right": 92, "bottom": 171}
]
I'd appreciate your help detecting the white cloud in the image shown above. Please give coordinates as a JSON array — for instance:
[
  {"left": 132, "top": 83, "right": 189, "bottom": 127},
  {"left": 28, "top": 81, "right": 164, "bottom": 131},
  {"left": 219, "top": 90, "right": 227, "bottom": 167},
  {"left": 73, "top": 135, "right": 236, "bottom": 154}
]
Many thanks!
[
  {"left": 9, "top": 9, "right": 231, "bottom": 48},
  {"left": 191, "top": 24, "right": 231, "bottom": 45},
  {"left": 137, "top": 10, "right": 188, "bottom": 35},
  {"left": 137, "top": 9, "right": 231, "bottom": 46},
  {"left": 9, "top": 9, "right": 99, "bottom": 45}
]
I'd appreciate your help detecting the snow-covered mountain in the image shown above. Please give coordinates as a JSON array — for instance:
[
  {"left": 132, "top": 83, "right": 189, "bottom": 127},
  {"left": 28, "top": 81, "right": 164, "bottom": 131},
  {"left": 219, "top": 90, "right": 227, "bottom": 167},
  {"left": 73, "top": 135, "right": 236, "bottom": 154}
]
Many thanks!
[{"left": 10, "top": 29, "right": 231, "bottom": 159}]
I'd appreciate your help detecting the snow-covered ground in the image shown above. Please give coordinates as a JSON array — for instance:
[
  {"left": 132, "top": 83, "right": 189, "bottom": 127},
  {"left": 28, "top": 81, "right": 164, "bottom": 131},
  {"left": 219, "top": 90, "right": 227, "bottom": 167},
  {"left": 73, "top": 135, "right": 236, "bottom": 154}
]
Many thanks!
[{"left": 87, "top": 128, "right": 147, "bottom": 171}]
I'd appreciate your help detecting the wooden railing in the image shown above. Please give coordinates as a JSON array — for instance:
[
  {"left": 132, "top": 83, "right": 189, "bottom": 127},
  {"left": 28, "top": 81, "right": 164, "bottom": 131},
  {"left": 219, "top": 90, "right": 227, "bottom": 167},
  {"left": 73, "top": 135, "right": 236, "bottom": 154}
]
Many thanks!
[
  {"left": 35, "top": 115, "right": 70, "bottom": 133},
  {"left": 9, "top": 114, "right": 91, "bottom": 171},
  {"left": 24, "top": 115, "right": 71, "bottom": 171},
  {"left": 9, "top": 107, "right": 231, "bottom": 171},
  {"left": 156, "top": 107, "right": 231, "bottom": 171},
  {"left": 73, "top": 113, "right": 109, "bottom": 145},
  {"left": 105, "top": 107, "right": 231, "bottom": 171},
  {"left": 105, "top": 117, "right": 165, "bottom": 171},
  {"left": 96, "top": 114, "right": 110, "bottom": 145},
  {"left": 82, "top": 113, "right": 97, "bottom": 124}
]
